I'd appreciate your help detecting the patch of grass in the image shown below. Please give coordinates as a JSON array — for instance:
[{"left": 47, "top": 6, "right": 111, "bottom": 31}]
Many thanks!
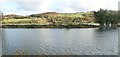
[{"left": 2, "top": 18, "right": 48, "bottom": 24}]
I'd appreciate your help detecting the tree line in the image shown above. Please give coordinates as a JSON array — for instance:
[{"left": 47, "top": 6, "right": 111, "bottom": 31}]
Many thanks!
[{"left": 94, "top": 9, "right": 120, "bottom": 28}]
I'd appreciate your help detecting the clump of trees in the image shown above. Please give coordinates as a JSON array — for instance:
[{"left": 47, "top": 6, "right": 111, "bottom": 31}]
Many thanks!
[{"left": 94, "top": 9, "right": 120, "bottom": 28}]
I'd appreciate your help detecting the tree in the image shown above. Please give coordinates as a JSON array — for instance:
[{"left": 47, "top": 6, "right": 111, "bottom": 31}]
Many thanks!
[
  {"left": 94, "top": 9, "right": 120, "bottom": 28},
  {"left": 94, "top": 9, "right": 107, "bottom": 27}
]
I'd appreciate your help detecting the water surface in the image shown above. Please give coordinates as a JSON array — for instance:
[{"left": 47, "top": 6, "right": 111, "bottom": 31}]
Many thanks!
[{"left": 2, "top": 28, "right": 118, "bottom": 55}]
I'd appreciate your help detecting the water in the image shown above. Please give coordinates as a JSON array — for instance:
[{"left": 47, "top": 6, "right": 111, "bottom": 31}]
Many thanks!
[
  {"left": 0, "top": 28, "right": 2, "bottom": 56},
  {"left": 1, "top": 28, "right": 118, "bottom": 55}
]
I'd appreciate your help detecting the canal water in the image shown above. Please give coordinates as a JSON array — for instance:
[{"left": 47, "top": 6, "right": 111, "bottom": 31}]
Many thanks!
[{"left": 1, "top": 28, "right": 118, "bottom": 55}]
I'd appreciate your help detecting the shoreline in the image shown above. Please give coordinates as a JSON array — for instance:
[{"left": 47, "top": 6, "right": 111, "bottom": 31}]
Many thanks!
[
  {"left": 1, "top": 24, "right": 119, "bottom": 29},
  {"left": 1, "top": 25, "right": 99, "bottom": 28}
]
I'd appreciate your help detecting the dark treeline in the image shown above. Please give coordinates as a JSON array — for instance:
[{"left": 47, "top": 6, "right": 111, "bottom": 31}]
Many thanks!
[{"left": 94, "top": 9, "right": 120, "bottom": 29}]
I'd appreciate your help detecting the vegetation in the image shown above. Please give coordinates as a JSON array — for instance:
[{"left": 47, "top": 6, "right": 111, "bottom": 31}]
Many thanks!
[
  {"left": 2, "top": 12, "right": 95, "bottom": 25},
  {"left": 2, "top": 18, "right": 48, "bottom": 24},
  {"left": 94, "top": 9, "right": 120, "bottom": 28},
  {"left": 1, "top": 9, "right": 120, "bottom": 28}
]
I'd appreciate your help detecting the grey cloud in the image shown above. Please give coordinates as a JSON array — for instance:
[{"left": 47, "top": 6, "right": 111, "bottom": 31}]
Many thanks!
[
  {"left": 0, "top": 0, "right": 119, "bottom": 15},
  {"left": 15, "top": 0, "right": 119, "bottom": 13}
]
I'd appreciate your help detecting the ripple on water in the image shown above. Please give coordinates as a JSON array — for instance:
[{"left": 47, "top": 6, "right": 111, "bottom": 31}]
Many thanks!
[{"left": 2, "top": 28, "right": 118, "bottom": 55}]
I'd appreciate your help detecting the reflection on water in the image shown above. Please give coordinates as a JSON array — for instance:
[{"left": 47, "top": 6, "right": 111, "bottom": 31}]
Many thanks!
[{"left": 2, "top": 28, "right": 118, "bottom": 55}]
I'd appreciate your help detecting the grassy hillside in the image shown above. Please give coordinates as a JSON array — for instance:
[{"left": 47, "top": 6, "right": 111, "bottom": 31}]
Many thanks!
[{"left": 2, "top": 12, "right": 95, "bottom": 25}]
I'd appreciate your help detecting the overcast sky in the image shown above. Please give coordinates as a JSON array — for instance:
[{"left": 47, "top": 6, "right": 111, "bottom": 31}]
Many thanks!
[{"left": 0, "top": 0, "right": 119, "bottom": 15}]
